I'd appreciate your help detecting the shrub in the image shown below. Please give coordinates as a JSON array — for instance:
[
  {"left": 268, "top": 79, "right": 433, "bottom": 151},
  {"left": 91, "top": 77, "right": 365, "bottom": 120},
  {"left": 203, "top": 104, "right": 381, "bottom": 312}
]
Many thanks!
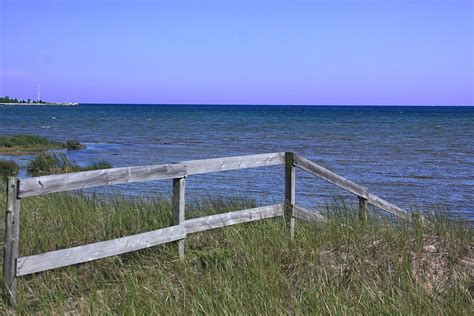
[
  {"left": 27, "top": 153, "right": 111, "bottom": 176},
  {"left": 66, "top": 140, "right": 86, "bottom": 150},
  {"left": 0, "top": 135, "right": 61, "bottom": 148},
  {"left": 87, "top": 161, "right": 112, "bottom": 169},
  {"left": 0, "top": 160, "right": 19, "bottom": 179},
  {"left": 27, "top": 153, "right": 73, "bottom": 176}
]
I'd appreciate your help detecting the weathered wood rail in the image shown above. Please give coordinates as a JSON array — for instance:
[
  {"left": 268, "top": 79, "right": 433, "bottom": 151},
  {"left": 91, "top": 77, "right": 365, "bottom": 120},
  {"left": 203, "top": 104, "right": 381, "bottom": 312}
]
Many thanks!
[{"left": 2, "top": 152, "right": 420, "bottom": 308}]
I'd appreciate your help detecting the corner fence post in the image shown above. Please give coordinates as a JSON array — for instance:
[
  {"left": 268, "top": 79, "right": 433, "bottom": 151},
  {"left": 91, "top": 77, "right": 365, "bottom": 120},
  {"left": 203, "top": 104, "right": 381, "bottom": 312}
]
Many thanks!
[
  {"left": 285, "top": 152, "right": 295, "bottom": 239},
  {"left": 172, "top": 176, "right": 186, "bottom": 259},
  {"left": 358, "top": 196, "right": 368, "bottom": 222},
  {"left": 2, "top": 177, "right": 20, "bottom": 308}
]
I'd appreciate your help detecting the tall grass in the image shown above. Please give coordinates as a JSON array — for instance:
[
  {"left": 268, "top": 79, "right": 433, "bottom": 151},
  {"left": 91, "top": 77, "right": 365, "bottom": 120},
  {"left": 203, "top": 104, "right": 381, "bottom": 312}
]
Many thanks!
[
  {"left": 0, "top": 160, "right": 19, "bottom": 180},
  {"left": 27, "top": 153, "right": 112, "bottom": 176},
  {"left": 66, "top": 140, "right": 86, "bottom": 150},
  {"left": 0, "top": 191, "right": 472, "bottom": 314},
  {"left": 0, "top": 134, "right": 85, "bottom": 152},
  {"left": 0, "top": 135, "right": 61, "bottom": 149}
]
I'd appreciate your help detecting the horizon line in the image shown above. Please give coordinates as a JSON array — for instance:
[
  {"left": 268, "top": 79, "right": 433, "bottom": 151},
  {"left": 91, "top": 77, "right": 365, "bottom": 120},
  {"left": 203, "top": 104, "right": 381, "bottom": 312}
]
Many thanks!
[{"left": 77, "top": 103, "right": 474, "bottom": 107}]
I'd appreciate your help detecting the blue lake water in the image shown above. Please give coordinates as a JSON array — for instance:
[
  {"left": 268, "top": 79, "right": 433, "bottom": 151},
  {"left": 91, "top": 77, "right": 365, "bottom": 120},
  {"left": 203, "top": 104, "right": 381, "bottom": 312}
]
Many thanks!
[{"left": 1, "top": 104, "right": 473, "bottom": 221}]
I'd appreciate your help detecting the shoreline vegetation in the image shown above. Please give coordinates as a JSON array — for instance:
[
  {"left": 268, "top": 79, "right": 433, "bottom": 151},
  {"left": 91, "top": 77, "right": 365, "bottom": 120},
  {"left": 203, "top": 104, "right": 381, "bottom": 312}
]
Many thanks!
[
  {"left": 27, "top": 152, "right": 112, "bottom": 176},
  {"left": 0, "top": 135, "right": 112, "bottom": 178},
  {"left": 0, "top": 135, "right": 85, "bottom": 154},
  {"left": 0, "top": 160, "right": 19, "bottom": 178},
  {"left": 0, "top": 153, "right": 112, "bottom": 178},
  {"left": 0, "top": 96, "right": 78, "bottom": 106},
  {"left": 0, "top": 193, "right": 472, "bottom": 313}
]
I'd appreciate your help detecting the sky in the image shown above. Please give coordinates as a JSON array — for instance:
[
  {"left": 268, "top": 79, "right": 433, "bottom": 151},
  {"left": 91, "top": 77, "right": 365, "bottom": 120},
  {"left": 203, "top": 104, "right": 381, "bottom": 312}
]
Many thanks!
[{"left": 0, "top": 0, "right": 473, "bottom": 105}]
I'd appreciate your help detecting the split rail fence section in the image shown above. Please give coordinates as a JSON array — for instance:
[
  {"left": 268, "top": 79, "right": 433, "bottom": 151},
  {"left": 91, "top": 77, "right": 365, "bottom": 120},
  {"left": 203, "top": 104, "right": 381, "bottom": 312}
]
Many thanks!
[{"left": 2, "top": 152, "right": 419, "bottom": 307}]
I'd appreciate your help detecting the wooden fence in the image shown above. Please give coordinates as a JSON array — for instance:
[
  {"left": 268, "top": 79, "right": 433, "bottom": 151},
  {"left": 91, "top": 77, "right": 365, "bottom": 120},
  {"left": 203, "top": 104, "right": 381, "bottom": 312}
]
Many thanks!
[{"left": 2, "top": 152, "right": 420, "bottom": 308}]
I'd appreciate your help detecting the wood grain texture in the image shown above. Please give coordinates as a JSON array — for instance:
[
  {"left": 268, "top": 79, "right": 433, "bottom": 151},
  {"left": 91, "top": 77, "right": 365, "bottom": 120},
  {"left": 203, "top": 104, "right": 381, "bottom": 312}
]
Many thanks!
[
  {"left": 358, "top": 196, "right": 368, "bottom": 222},
  {"left": 19, "top": 164, "right": 187, "bottom": 198},
  {"left": 16, "top": 225, "right": 186, "bottom": 276},
  {"left": 172, "top": 177, "right": 186, "bottom": 259},
  {"left": 285, "top": 152, "right": 296, "bottom": 238},
  {"left": 366, "top": 193, "right": 410, "bottom": 221},
  {"left": 2, "top": 177, "right": 20, "bottom": 307},
  {"left": 293, "top": 154, "right": 369, "bottom": 198},
  {"left": 185, "top": 204, "right": 284, "bottom": 234},
  {"left": 293, "top": 154, "right": 414, "bottom": 221},
  {"left": 182, "top": 152, "right": 285, "bottom": 175},
  {"left": 293, "top": 205, "right": 326, "bottom": 223},
  {"left": 19, "top": 152, "right": 285, "bottom": 197}
]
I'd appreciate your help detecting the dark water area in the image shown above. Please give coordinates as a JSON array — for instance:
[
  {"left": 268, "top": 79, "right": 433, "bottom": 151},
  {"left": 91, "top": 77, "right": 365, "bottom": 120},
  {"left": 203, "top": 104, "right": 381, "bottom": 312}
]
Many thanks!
[{"left": 1, "top": 104, "right": 473, "bottom": 221}]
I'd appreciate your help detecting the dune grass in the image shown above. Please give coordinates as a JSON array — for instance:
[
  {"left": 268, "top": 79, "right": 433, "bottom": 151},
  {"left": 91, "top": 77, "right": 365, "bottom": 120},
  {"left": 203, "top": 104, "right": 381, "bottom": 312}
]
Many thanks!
[
  {"left": 0, "top": 135, "right": 86, "bottom": 154},
  {"left": 0, "top": 135, "right": 60, "bottom": 148},
  {"left": 66, "top": 140, "right": 86, "bottom": 150},
  {"left": 0, "top": 135, "right": 64, "bottom": 152},
  {"left": 0, "top": 190, "right": 472, "bottom": 314},
  {"left": 0, "top": 160, "right": 19, "bottom": 180},
  {"left": 27, "top": 153, "right": 112, "bottom": 176}
]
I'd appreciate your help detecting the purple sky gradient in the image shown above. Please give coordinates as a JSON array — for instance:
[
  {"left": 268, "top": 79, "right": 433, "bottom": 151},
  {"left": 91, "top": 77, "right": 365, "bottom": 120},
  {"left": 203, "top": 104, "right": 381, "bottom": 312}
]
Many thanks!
[{"left": 1, "top": 0, "right": 473, "bottom": 105}]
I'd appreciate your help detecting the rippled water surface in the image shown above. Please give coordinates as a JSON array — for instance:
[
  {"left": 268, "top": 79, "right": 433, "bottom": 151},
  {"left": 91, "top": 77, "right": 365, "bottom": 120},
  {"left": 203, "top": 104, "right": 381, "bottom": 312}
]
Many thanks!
[{"left": 1, "top": 104, "right": 473, "bottom": 221}]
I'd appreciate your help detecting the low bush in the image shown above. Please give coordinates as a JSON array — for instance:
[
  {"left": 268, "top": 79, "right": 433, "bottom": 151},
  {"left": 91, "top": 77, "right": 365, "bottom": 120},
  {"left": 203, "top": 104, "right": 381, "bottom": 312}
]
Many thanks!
[
  {"left": 0, "top": 160, "right": 19, "bottom": 179},
  {"left": 0, "top": 135, "right": 61, "bottom": 148},
  {"left": 0, "top": 135, "right": 86, "bottom": 152},
  {"left": 87, "top": 161, "right": 112, "bottom": 170},
  {"left": 27, "top": 153, "right": 111, "bottom": 176},
  {"left": 66, "top": 140, "right": 86, "bottom": 150}
]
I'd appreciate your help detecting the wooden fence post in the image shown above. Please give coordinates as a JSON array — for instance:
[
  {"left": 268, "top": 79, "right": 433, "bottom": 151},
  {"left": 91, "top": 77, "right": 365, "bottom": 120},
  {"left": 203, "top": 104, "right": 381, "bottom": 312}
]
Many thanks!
[
  {"left": 358, "top": 196, "right": 367, "bottom": 222},
  {"left": 285, "top": 152, "right": 295, "bottom": 239},
  {"left": 172, "top": 176, "right": 186, "bottom": 259},
  {"left": 3, "top": 177, "right": 20, "bottom": 308}
]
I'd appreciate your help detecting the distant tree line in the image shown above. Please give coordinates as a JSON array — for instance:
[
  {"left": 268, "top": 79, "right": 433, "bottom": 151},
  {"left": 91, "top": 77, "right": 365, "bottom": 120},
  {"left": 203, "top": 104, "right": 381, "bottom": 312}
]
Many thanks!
[{"left": 0, "top": 96, "right": 46, "bottom": 103}]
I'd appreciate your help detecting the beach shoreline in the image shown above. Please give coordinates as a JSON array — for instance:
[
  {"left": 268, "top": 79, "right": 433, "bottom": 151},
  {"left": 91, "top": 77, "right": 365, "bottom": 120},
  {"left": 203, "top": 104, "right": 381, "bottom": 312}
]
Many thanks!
[{"left": 0, "top": 102, "right": 78, "bottom": 106}]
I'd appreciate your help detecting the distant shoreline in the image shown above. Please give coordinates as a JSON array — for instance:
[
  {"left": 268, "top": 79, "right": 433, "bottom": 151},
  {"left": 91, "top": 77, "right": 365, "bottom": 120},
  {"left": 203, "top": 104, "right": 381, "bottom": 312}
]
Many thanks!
[
  {"left": 2, "top": 102, "right": 473, "bottom": 107},
  {"left": 0, "top": 102, "right": 79, "bottom": 106},
  {"left": 79, "top": 103, "right": 474, "bottom": 107}
]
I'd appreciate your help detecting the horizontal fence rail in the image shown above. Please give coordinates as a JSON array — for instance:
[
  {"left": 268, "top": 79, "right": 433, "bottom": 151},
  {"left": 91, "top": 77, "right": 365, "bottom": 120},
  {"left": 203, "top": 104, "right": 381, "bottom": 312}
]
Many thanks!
[
  {"left": 19, "top": 152, "right": 285, "bottom": 198},
  {"left": 185, "top": 204, "right": 284, "bottom": 234},
  {"left": 17, "top": 204, "right": 285, "bottom": 276},
  {"left": 294, "top": 205, "right": 326, "bottom": 223},
  {"left": 17, "top": 226, "right": 186, "bottom": 276},
  {"left": 293, "top": 154, "right": 369, "bottom": 199},
  {"left": 292, "top": 153, "right": 413, "bottom": 221},
  {"left": 366, "top": 193, "right": 411, "bottom": 221},
  {"left": 3, "top": 151, "right": 420, "bottom": 309}
]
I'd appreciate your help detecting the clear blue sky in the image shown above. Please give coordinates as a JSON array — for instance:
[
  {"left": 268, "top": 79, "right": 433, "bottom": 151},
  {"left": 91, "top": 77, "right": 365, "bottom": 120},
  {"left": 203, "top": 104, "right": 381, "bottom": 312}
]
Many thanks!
[{"left": 1, "top": 0, "right": 473, "bottom": 105}]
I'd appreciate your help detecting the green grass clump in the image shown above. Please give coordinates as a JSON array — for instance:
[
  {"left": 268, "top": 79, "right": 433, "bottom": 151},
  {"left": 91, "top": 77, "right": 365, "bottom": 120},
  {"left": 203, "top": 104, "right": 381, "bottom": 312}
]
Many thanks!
[
  {"left": 86, "top": 161, "right": 112, "bottom": 170},
  {"left": 0, "top": 160, "right": 19, "bottom": 180},
  {"left": 0, "top": 135, "right": 62, "bottom": 150},
  {"left": 27, "top": 153, "right": 112, "bottom": 176},
  {"left": 0, "top": 193, "right": 471, "bottom": 314},
  {"left": 0, "top": 135, "right": 86, "bottom": 153},
  {"left": 66, "top": 140, "right": 86, "bottom": 150}
]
